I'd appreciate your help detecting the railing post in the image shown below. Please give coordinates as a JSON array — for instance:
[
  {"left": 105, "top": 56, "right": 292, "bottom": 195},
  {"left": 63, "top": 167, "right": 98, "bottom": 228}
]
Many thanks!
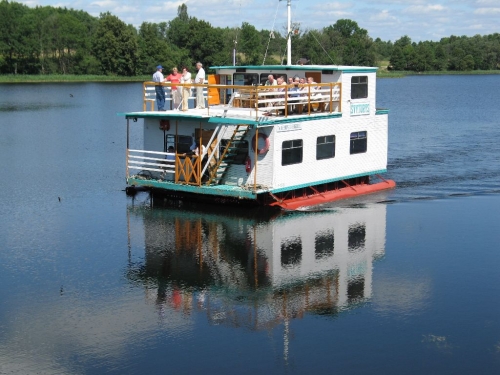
[
  {"left": 329, "top": 83, "right": 333, "bottom": 113},
  {"left": 284, "top": 87, "right": 288, "bottom": 117}
]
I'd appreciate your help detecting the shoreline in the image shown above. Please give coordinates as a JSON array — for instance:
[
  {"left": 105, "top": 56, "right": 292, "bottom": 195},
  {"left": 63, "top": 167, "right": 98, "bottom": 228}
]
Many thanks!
[{"left": 1, "top": 70, "right": 499, "bottom": 83}]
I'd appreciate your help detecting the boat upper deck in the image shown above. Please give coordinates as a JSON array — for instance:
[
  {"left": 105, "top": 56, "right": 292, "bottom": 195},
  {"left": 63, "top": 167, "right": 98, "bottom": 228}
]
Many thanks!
[{"left": 135, "top": 78, "right": 344, "bottom": 125}]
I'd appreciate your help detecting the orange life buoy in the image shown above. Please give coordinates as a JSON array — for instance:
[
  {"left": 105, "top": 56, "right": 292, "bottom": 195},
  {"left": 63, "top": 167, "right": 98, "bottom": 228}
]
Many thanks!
[
  {"left": 159, "top": 119, "right": 170, "bottom": 131},
  {"left": 251, "top": 133, "right": 270, "bottom": 155}
]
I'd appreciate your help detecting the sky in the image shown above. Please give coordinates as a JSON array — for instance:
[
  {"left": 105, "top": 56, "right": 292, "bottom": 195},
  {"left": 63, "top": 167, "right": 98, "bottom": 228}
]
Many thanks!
[{"left": 19, "top": 0, "right": 500, "bottom": 42}]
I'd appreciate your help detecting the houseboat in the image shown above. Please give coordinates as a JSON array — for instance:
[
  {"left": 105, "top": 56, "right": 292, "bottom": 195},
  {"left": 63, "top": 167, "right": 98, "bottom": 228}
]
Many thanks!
[{"left": 121, "top": 4, "right": 395, "bottom": 209}]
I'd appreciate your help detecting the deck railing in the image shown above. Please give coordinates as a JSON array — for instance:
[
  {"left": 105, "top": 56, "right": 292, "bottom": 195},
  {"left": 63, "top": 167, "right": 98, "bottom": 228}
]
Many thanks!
[
  {"left": 143, "top": 81, "right": 342, "bottom": 120},
  {"left": 127, "top": 149, "right": 206, "bottom": 186}
]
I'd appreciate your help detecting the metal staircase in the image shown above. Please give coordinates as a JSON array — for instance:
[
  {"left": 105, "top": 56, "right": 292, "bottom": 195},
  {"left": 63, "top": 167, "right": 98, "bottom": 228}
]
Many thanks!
[{"left": 206, "top": 124, "right": 250, "bottom": 185}]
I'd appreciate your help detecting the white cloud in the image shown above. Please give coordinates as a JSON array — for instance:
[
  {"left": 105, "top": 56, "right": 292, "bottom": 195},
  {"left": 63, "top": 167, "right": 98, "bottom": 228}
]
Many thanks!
[
  {"left": 90, "top": 0, "right": 118, "bottom": 8},
  {"left": 370, "top": 9, "right": 398, "bottom": 22},
  {"left": 474, "top": 7, "right": 500, "bottom": 14},
  {"left": 403, "top": 4, "right": 446, "bottom": 14}
]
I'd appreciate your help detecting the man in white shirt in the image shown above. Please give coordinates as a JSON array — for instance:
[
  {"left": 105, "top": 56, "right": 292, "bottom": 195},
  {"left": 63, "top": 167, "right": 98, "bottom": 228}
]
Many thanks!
[
  {"left": 195, "top": 62, "right": 206, "bottom": 109},
  {"left": 152, "top": 65, "right": 166, "bottom": 111}
]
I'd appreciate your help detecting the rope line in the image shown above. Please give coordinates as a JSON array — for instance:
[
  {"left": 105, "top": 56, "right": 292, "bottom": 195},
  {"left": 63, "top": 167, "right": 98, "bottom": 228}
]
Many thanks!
[{"left": 262, "top": 1, "right": 281, "bottom": 65}]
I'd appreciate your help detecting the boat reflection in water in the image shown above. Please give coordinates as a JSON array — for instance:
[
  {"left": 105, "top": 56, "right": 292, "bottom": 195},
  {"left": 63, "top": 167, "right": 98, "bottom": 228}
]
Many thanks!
[{"left": 127, "top": 197, "right": 387, "bottom": 332}]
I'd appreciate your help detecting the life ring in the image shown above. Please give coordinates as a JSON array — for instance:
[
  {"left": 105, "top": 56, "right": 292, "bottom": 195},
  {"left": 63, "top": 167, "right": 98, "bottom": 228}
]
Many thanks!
[
  {"left": 159, "top": 119, "right": 170, "bottom": 131},
  {"left": 251, "top": 133, "right": 270, "bottom": 154}
]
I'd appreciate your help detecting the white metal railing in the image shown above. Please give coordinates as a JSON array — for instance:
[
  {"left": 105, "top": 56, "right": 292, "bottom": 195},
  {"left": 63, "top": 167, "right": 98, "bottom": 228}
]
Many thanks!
[
  {"left": 143, "top": 81, "right": 208, "bottom": 111},
  {"left": 127, "top": 149, "right": 175, "bottom": 178},
  {"left": 142, "top": 81, "right": 342, "bottom": 119}
]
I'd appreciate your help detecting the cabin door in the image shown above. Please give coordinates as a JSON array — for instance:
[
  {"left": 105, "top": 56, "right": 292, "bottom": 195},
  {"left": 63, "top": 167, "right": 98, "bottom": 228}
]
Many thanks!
[
  {"left": 305, "top": 71, "right": 322, "bottom": 83},
  {"left": 207, "top": 75, "right": 220, "bottom": 106}
]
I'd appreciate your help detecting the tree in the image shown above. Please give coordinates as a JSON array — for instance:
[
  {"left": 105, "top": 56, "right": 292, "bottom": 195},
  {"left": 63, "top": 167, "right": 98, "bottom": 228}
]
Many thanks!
[
  {"left": 91, "top": 12, "right": 138, "bottom": 76},
  {"left": 0, "top": 0, "right": 29, "bottom": 73},
  {"left": 239, "top": 22, "right": 261, "bottom": 65}
]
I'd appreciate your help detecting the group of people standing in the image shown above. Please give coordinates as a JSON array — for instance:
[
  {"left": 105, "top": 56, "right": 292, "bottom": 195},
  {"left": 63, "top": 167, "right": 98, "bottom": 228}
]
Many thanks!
[{"left": 152, "top": 62, "right": 206, "bottom": 111}]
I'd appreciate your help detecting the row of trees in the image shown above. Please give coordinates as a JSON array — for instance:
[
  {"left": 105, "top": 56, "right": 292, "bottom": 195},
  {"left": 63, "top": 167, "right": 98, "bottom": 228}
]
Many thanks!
[{"left": 0, "top": 0, "right": 498, "bottom": 76}]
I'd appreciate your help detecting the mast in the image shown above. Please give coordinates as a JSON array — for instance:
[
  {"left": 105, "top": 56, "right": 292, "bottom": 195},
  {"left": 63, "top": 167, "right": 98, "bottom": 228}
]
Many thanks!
[
  {"left": 286, "top": 0, "right": 291, "bottom": 65},
  {"left": 279, "top": 0, "right": 292, "bottom": 65}
]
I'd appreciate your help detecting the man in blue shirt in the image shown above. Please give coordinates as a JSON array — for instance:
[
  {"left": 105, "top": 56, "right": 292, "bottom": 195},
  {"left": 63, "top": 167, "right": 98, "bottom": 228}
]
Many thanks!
[{"left": 153, "top": 65, "right": 166, "bottom": 111}]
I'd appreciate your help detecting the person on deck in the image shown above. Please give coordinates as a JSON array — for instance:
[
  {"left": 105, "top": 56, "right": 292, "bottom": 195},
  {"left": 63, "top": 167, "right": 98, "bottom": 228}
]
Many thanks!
[
  {"left": 180, "top": 67, "right": 192, "bottom": 111},
  {"left": 288, "top": 76, "right": 301, "bottom": 113},
  {"left": 152, "top": 65, "right": 166, "bottom": 111},
  {"left": 195, "top": 62, "right": 206, "bottom": 109},
  {"left": 166, "top": 67, "right": 182, "bottom": 110},
  {"left": 264, "top": 75, "right": 277, "bottom": 87}
]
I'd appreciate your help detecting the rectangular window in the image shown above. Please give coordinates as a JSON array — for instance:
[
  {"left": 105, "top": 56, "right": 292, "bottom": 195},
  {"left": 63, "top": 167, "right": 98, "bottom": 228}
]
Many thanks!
[
  {"left": 351, "top": 76, "right": 368, "bottom": 99},
  {"left": 259, "top": 73, "right": 287, "bottom": 85},
  {"left": 166, "top": 134, "right": 192, "bottom": 154},
  {"left": 350, "top": 131, "right": 367, "bottom": 154},
  {"left": 282, "top": 139, "right": 303, "bottom": 166},
  {"left": 233, "top": 73, "right": 259, "bottom": 86},
  {"left": 315, "top": 230, "right": 334, "bottom": 259},
  {"left": 281, "top": 237, "right": 302, "bottom": 266},
  {"left": 316, "top": 135, "right": 335, "bottom": 160},
  {"left": 220, "top": 139, "right": 249, "bottom": 164},
  {"left": 348, "top": 224, "right": 366, "bottom": 252}
]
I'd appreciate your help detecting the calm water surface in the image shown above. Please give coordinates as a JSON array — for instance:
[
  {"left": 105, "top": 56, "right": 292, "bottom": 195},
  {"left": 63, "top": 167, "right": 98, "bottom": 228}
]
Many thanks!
[{"left": 1, "top": 76, "right": 500, "bottom": 374}]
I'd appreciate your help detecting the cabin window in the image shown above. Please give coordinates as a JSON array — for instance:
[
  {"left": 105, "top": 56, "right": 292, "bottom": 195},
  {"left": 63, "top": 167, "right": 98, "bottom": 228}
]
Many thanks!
[
  {"left": 220, "top": 139, "right": 249, "bottom": 164},
  {"left": 350, "top": 131, "right": 367, "bottom": 154},
  {"left": 348, "top": 224, "right": 366, "bottom": 253},
  {"left": 281, "top": 237, "right": 302, "bottom": 266},
  {"left": 351, "top": 76, "right": 368, "bottom": 99},
  {"left": 316, "top": 135, "right": 335, "bottom": 160},
  {"left": 282, "top": 139, "right": 303, "bottom": 166},
  {"left": 259, "top": 73, "right": 287, "bottom": 85},
  {"left": 233, "top": 73, "right": 259, "bottom": 86},
  {"left": 166, "top": 134, "right": 192, "bottom": 154},
  {"left": 348, "top": 277, "right": 365, "bottom": 301},
  {"left": 315, "top": 230, "right": 334, "bottom": 259}
]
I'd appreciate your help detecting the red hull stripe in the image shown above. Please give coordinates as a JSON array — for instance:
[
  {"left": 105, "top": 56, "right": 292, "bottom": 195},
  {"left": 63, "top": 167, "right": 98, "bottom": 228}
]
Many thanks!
[{"left": 269, "top": 180, "right": 396, "bottom": 210}]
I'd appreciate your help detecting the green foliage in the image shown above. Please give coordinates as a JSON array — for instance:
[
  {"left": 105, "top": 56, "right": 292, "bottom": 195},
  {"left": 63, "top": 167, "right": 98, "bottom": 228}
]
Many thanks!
[
  {"left": 91, "top": 12, "right": 138, "bottom": 76},
  {"left": 0, "top": 1, "right": 498, "bottom": 76}
]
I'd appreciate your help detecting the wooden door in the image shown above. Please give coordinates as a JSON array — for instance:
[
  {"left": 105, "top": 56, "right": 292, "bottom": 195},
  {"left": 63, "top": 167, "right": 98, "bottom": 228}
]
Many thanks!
[{"left": 207, "top": 74, "right": 220, "bottom": 105}]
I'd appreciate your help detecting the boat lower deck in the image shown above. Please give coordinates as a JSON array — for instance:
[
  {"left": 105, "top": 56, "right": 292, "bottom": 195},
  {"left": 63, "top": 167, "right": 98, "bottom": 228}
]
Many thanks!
[{"left": 127, "top": 174, "right": 396, "bottom": 209}]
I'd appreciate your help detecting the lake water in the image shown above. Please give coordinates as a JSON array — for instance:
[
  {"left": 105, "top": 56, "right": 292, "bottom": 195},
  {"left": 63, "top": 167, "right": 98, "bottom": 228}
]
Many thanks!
[{"left": 1, "top": 76, "right": 500, "bottom": 374}]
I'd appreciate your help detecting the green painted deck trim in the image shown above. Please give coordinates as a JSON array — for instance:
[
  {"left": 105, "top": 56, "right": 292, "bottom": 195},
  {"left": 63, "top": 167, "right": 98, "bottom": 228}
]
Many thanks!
[
  {"left": 119, "top": 111, "right": 343, "bottom": 126},
  {"left": 207, "top": 117, "right": 258, "bottom": 126},
  {"left": 129, "top": 169, "right": 387, "bottom": 198},
  {"left": 269, "top": 169, "right": 388, "bottom": 194},
  {"left": 340, "top": 69, "right": 379, "bottom": 73},
  {"left": 127, "top": 178, "right": 259, "bottom": 199},
  {"left": 375, "top": 109, "right": 390, "bottom": 115},
  {"left": 210, "top": 65, "right": 378, "bottom": 73},
  {"left": 119, "top": 111, "right": 210, "bottom": 121},
  {"left": 207, "top": 112, "right": 343, "bottom": 127}
]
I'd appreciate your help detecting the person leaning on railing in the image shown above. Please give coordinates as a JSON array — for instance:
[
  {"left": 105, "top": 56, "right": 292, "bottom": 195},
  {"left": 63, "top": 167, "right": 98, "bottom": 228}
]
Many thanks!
[
  {"left": 152, "top": 65, "right": 166, "bottom": 111},
  {"left": 166, "top": 67, "right": 182, "bottom": 110},
  {"left": 180, "top": 66, "right": 192, "bottom": 111}
]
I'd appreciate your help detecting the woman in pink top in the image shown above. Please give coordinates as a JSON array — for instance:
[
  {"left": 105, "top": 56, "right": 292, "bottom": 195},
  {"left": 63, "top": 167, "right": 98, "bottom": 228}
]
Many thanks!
[{"left": 166, "top": 67, "right": 182, "bottom": 110}]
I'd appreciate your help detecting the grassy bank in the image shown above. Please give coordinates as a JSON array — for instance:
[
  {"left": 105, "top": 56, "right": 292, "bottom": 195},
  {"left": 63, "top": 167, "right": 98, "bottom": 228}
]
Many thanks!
[
  {"left": 377, "top": 69, "right": 500, "bottom": 78},
  {"left": 1, "top": 70, "right": 499, "bottom": 83}
]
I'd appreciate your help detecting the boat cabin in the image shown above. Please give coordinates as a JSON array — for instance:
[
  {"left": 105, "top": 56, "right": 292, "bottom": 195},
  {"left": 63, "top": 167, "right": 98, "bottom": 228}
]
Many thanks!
[{"left": 122, "top": 64, "right": 394, "bottom": 208}]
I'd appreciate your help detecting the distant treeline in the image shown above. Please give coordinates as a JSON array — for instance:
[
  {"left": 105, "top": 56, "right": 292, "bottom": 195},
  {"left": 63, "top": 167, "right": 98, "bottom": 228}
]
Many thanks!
[{"left": 0, "top": 0, "right": 499, "bottom": 76}]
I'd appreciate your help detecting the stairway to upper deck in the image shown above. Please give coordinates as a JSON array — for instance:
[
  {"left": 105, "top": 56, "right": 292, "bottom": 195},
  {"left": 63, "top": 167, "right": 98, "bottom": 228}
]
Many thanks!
[{"left": 206, "top": 125, "right": 250, "bottom": 186}]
